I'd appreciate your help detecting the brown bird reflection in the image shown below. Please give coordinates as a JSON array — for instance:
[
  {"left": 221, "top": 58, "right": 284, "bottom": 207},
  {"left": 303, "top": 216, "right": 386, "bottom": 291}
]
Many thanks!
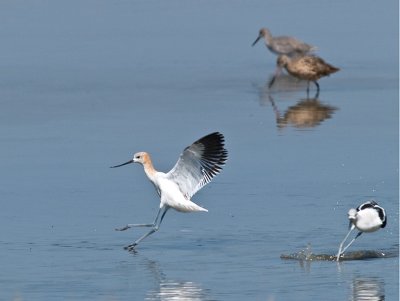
[
  {"left": 268, "top": 95, "right": 338, "bottom": 129},
  {"left": 263, "top": 73, "right": 310, "bottom": 97}
]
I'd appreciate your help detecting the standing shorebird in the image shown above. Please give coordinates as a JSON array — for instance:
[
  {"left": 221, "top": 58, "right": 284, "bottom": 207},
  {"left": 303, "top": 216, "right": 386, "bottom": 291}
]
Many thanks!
[
  {"left": 111, "top": 132, "right": 228, "bottom": 251},
  {"left": 269, "top": 54, "right": 340, "bottom": 93},
  {"left": 336, "top": 201, "right": 387, "bottom": 261},
  {"left": 252, "top": 28, "right": 316, "bottom": 56}
]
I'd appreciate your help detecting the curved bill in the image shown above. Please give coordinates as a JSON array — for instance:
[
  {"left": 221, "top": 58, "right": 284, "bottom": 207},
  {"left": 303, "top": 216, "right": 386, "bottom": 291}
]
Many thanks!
[
  {"left": 110, "top": 159, "right": 134, "bottom": 168},
  {"left": 252, "top": 35, "right": 261, "bottom": 47}
]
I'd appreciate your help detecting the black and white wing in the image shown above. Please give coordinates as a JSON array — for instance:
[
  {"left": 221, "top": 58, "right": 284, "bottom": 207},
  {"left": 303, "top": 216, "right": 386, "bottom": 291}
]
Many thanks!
[
  {"left": 166, "top": 132, "right": 228, "bottom": 199},
  {"left": 375, "top": 204, "right": 387, "bottom": 228},
  {"left": 356, "top": 200, "right": 378, "bottom": 211}
]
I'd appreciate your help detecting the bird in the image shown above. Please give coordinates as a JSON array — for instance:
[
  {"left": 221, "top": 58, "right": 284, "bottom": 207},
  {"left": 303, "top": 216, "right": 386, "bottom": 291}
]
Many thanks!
[
  {"left": 111, "top": 132, "right": 228, "bottom": 251},
  {"left": 336, "top": 200, "right": 387, "bottom": 261},
  {"left": 269, "top": 54, "right": 340, "bottom": 94},
  {"left": 252, "top": 28, "right": 316, "bottom": 57}
]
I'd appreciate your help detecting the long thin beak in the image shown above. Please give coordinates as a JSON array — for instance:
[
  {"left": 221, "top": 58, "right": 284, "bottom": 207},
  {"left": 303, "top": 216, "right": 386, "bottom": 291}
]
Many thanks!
[
  {"left": 252, "top": 35, "right": 261, "bottom": 47},
  {"left": 110, "top": 159, "right": 134, "bottom": 168}
]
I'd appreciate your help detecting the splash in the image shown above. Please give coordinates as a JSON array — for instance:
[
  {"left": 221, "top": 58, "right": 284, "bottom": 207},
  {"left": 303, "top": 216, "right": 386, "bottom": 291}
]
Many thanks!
[{"left": 280, "top": 244, "right": 394, "bottom": 261}]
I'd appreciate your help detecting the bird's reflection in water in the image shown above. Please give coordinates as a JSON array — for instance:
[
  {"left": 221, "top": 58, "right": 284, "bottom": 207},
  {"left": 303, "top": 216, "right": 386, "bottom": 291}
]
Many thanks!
[
  {"left": 256, "top": 74, "right": 338, "bottom": 130},
  {"left": 257, "top": 74, "right": 308, "bottom": 105},
  {"left": 350, "top": 277, "right": 385, "bottom": 301},
  {"left": 146, "top": 281, "right": 207, "bottom": 301},
  {"left": 268, "top": 94, "right": 337, "bottom": 130},
  {"left": 145, "top": 260, "right": 211, "bottom": 301}
]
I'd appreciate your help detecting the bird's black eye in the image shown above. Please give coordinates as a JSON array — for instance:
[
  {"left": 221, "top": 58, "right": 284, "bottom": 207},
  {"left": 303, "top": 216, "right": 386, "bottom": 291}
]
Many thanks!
[{"left": 135, "top": 155, "right": 140, "bottom": 159}]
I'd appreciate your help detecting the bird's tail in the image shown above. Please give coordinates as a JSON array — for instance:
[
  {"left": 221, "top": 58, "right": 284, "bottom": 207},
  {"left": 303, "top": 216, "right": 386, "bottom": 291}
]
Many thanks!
[
  {"left": 176, "top": 200, "right": 208, "bottom": 213},
  {"left": 327, "top": 64, "right": 340, "bottom": 74}
]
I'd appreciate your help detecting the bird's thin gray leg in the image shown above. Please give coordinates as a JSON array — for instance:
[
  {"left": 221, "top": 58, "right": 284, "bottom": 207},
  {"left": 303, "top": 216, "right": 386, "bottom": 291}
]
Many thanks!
[
  {"left": 268, "top": 75, "right": 277, "bottom": 88},
  {"left": 336, "top": 227, "right": 354, "bottom": 261},
  {"left": 124, "top": 207, "right": 169, "bottom": 251},
  {"left": 115, "top": 207, "right": 162, "bottom": 231},
  {"left": 306, "top": 81, "right": 310, "bottom": 94},
  {"left": 268, "top": 66, "right": 282, "bottom": 89},
  {"left": 314, "top": 81, "right": 320, "bottom": 93},
  {"left": 340, "top": 232, "right": 363, "bottom": 255}
]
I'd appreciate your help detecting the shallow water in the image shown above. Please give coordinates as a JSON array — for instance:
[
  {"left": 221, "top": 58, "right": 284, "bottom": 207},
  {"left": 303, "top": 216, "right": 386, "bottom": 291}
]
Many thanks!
[
  {"left": 0, "top": 0, "right": 398, "bottom": 300},
  {"left": 281, "top": 245, "right": 398, "bottom": 261}
]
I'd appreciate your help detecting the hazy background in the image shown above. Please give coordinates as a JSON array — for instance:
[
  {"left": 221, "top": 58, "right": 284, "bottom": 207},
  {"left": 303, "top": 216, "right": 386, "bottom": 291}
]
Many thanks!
[{"left": 0, "top": 1, "right": 398, "bottom": 300}]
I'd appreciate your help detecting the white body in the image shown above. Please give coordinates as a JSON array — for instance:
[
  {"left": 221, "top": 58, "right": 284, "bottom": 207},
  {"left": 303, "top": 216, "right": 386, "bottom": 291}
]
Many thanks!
[
  {"left": 155, "top": 172, "right": 208, "bottom": 212},
  {"left": 351, "top": 207, "right": 384, "bottom": 233}
]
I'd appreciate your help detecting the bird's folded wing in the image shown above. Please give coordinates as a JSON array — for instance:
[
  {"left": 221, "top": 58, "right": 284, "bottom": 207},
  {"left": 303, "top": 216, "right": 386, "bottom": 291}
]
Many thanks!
[{"left": 357, "top": 201, "right": 377, "bottom": 211}]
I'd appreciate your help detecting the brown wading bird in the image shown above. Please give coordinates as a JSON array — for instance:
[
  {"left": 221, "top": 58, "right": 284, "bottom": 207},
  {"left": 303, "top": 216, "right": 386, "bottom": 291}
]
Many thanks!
[
  {"left": 269, "top": 54, "right": 340, "bottom": 93},
  {"left": 252, "top": 28, "right": 316, "bottom": 56}
]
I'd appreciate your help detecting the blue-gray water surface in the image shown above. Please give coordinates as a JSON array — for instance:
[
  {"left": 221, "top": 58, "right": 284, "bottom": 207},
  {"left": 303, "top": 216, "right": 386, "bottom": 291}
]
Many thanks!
[{"left": 0, "top": 1, "right": 398, "bottom": 300}]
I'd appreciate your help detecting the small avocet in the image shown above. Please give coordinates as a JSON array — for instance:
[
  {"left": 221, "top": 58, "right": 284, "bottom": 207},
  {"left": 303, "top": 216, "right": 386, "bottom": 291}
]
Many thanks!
[{"left": 336, "top": 200, "right": 387, "bottom": 261}]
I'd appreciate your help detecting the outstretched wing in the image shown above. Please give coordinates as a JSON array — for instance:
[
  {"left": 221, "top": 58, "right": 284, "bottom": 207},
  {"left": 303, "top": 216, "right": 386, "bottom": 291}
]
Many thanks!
[{"left": 166, "top": 132, "right": 228, "bottom": 199}]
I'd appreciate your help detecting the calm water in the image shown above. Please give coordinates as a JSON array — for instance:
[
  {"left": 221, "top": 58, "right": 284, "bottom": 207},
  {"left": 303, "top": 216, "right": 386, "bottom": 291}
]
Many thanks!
[{"left": 0, "top": 0, "right": 398, "bottom": 300}]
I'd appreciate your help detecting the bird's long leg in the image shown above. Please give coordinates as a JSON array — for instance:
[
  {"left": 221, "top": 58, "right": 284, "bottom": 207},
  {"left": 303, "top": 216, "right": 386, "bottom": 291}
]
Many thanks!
[
  {"left": 336, "top": 226, "right": 355, "bottom": 261},
  {"left": 314, "top": 81, "right": 320, "bottom": 93},
  {"left": 313, "top": 89, "right": 320, "bottom": 99},
  {"left": 340, "top": 232, "right": 363, "bottom": 255},
  {"left": 115, "top": 207, "right": 163, "bottom": 231},
  {"left": 306, "top": 81, "right": 310, "bottom": 95},
  {"left": 268, "top": 75, "right": 277, "bottom": 88},
  {"left": 124, "top": 207, "right": 169, "bottom": 251},
  {"left": 268, "top": 66, "right": 282, "bottom": 89}
]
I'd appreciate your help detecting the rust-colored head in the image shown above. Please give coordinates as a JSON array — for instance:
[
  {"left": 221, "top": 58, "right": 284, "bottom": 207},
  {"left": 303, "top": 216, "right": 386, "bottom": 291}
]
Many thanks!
[{"left": 132, "top": 152, "right": 151, "bottom": 165}]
